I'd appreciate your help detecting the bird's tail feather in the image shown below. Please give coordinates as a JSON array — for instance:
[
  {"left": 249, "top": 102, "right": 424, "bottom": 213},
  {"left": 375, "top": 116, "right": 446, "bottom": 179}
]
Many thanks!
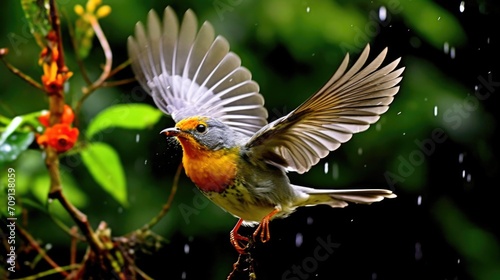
[{"left": 292, "top": 185, "right": 396, "bottom": 208}]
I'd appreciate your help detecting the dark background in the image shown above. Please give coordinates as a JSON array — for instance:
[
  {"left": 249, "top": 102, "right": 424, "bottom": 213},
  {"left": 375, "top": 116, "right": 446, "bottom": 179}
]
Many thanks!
[{"left": 1, "top": 0, "right": 499, "bottom": 279}]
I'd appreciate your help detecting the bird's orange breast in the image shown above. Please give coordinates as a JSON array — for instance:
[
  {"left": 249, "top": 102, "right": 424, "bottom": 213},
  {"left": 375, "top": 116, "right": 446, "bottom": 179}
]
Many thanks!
[{"left": 177, "top": 137, "right": 239, "bottom": 193}]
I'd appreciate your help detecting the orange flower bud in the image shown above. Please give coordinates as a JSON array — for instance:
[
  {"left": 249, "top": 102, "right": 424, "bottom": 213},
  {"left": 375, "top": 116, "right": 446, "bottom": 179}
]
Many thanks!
[{"left": 36, "top": 123, "right": 79, "bottom": 153}]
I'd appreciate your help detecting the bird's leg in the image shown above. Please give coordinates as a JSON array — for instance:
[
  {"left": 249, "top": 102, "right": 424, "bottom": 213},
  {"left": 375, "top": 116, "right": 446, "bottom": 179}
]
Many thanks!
[
  {"left": 230, "top": 218, "right": 250, "bottom": 254},
  {"left": 253, "top": 208, "right": 280, "bottom": 243}
]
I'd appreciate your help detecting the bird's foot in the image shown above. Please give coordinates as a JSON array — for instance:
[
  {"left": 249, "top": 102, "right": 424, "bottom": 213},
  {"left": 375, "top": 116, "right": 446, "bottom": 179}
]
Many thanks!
[
  {"left": 230, "top": 218, "right": 250, "bottom": 254},
  {"left": 252, "top": 208, "right": 280, "bottom": 244}
]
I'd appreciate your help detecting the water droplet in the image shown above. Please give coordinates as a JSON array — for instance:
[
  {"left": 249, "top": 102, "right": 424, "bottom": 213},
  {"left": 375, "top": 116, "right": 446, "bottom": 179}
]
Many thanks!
[
  {"left": 332, "top": 162, "right": 339, "bottom": 180},
  {"left": 376, "top": 123, "right": 382, "bottom": 131},
  {"left": 358, "top": 148, "right": 363, "bottom": 155},
  {"left": 48, "top": 198, "right": 54, "bottom": 204},
  {"left": 135, "top": 134, "right": 140, "bottom": 143},
  {"left": 459, "top": 1, "right": 465, "bottom": 12},
  {"left": 415, "top": 242, "right": 423, "bottom": 260},
  {"left": 306, "top": 6, "right": 310, "bottom": 13},
  {"left": 487, "top": 37, "right": 490, "bottom": 44},
  {"left": 144, "top": 159, "right": 148, "bottom": 165},
  {"left": 324, "top": 162, "right": 329, "bottom": 174},
  {"left": 45, "top": 243, "right": 53, "bottom": 250},
  {"left": 372, "top": 272, "right": 378, "bottom": 280},
  {"left": 184, "top": 243, "right": 190, "bottom": 254},
  {"left": 397, "top": 111, "right": 402, "bottom": 115},
  {"left": 351, "top": 219, "right": 354, "bottom": 222},
  {"left": 437, "top": 16, "right": 441, "bottom": 21},
  {"left": 458, "top": 153, "right": 464, "bottom": 163},
  {"left": 443, "top": 42, "right": 449, "bottom": 54},
  {"left": 417, "top": 195, "right": 422, "bottom": 205},
  {"left": 462, "top": 170, "right": 466, "bottom": 178},
  {"left": 434, "top": 106, "right": 438, "bottom": 116},
  {"left": 295, "top": 233, "right": 303, "bottom": 247},
  {"left": 466, "top": 173, "right": 472, "bottom": 182},
  {"left": 450, "top": 47, "right": 456, "bottom": 59},
  {"left": 379, "top": 6, "right": 387, "bottom": 21},
  {"left": 403, "top": 132, "right": 406, "bottom": 136},
  {"left": 311, "top": 53, "right": 315, "bottom": 56},
  {"left": 457, "top": 258, "right": 461, "bottom": 264},
  {"left": 306, "top": 217, "right": 314, "bottom": 225},
  {"left": 229, "top": 78, "right": 233, "bottom": 82},
  {"left": 181, "top": 271, "right": 187, "bottom": 279}
]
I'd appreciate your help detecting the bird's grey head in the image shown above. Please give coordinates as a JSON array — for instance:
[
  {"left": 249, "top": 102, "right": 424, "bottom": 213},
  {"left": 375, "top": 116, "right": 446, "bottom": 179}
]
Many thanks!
[{"left": 161, "top": 116, "right": 248, "bottom": 150}]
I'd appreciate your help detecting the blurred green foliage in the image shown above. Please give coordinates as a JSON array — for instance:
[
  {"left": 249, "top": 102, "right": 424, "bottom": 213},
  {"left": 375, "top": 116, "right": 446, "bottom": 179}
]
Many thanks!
[{"left": 0, "top": 0, "right": 498, "bottom": 279}]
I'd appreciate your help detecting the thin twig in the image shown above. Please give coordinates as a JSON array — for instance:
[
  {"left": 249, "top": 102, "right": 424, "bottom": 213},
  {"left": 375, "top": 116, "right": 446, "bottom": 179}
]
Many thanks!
[
  {"left": 14, "top": 264, "right": 81, "bottom": 280},
  {"left": 0, "top": 58, "right": 44, "bottom": 91},
  {"left": 108, "top": 58, "right": 131, "bottom": 79},
  {"left": 101, "top": 77, "right": 137, "bottom": 88},
  {"left": 141, "top": 163, "right": 183, "bottom": 231},
  {"left": 82, "top": 16, "right": 113, "bottom": 94},
  {"left": 16, "top": 225, "right": 70, "bottom": 277}
]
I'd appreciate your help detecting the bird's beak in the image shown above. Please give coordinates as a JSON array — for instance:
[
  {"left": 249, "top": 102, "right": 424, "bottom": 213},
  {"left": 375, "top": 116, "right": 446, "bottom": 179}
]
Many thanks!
[{"left": 160, "top": 127, "right": 181, "bottom": 137}]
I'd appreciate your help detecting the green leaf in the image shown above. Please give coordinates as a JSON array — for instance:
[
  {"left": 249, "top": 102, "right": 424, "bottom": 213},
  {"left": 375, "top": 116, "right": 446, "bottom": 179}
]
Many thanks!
[
  {"left": 86, "top": 104, "right": 163, "bottom": 140},
  {"left": 81, "top": 142, "right": 127, "bottom": 206},
  {"left": 0, "top": 131, "right": 34, "bottom": 164},
  {"left": 21, "top": 0, "right": 52, "bottom": 48}
]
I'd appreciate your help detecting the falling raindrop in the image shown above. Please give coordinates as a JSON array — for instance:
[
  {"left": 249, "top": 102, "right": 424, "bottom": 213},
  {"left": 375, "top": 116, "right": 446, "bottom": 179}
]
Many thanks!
[
  {"left": 462, "top": 170, "right": 466, "bottom": 178},
  {"left": 457, "top": 258, "right": 461, "bottom": 264},
  {"left": 466, "top": 174, "right": 472, "bottom": 182},
  {"left": 306, "top": 6, "right": 310, "bottom": 13},
  {"left": 415, "top": 242, "right": 423, "bottom": 260},
  {"left": 444, "top": 42, "right": 449, "bottom": 54},
  {"left": 295, "top": 233, "right": 303, "bottom": 247},
  {"left": 487, "top": 37, "right": 490, "bottom": 44},
  {"left": 417, "top": 195, "right": 422, "bottom": 205},
  {"left": 311, "top": 53, "right": 315, "bottom": 56},
  {"left": 379, "top": 6, "right": 387, "bottom": 21},
  {"left": 181, "top": 271, "right": 187, "bottom": 279},
  {"left": 437, "top": 16, "right": 441, "bottom": 21},
  {"left": 450, "top": 47, "right": 456, "bottom": 59},
  {"left": 332, "top": 162, "right": 339, "bottom": 180},
  {"left": 358, "top": 148, "right": 363, "bottom": 155},
  {"left": 403, "top": 132, "right": 406, "bottom": 136},
  {"left": 48, "top": 198, "right": 54, "bottom": 204},
  {"left": 459, "top": 1, "right": 465, "bottom": 13},
  {"left": 376, "top": 123, "right": 382, "bottom": 131},
  {"left": 45, "top": 243, "right": 53, "bottom": 250},
  {"left": 397, "top": 111, "right": 402, "bottom": 115},
  {"left": 372, "top": 273, "right": 377, "bottom": 280},
  {"left": 324, "top": 162, "right": 329, "bottom": 174},
  {"left": 135, "top": 134, "right": 140, "bottom": 143},
  {"left": 434, "top": 106, "right": 438, "bottom": 116},
  {"left": 306, "top": 217, "right": 314, "bottom": 225},
  {"left": 458, "top": 153, "right": 464, "bottom": 163},
  {"left": 144, "top": 159, "right": 148, "bottom": 165},
  {"left": 351, "top": 219, "right": 354, "bottom": 222},
  {"left": 184, "top": 243, "right": 190, "bottom": 254}
]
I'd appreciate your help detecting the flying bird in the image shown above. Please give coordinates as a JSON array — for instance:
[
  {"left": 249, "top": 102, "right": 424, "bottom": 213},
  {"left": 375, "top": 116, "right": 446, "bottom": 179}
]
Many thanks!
[{"left": 128, "top": 7, "right": 403, "bottom": 253}]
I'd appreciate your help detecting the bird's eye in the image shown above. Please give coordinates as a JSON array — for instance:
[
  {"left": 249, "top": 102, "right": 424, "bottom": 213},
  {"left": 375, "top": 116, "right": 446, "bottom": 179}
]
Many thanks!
[{"left": 195, "top": 124, "right": 207, "bottom": 133}]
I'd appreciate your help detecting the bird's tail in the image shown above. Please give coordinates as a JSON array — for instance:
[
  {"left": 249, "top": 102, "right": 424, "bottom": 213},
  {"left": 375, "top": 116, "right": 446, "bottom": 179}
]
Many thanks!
[{"left": 291, "top": 185, "right": 396, "bottom": 208}]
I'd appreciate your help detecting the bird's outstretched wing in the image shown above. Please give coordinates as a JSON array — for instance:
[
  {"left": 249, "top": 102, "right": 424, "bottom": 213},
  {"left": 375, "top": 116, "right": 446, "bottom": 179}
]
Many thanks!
[
  {"left": 127, "top": 7, "right": 268, "bottom": 136},
  {"left": 245, "top": 45, "right": 404, "bottom": 174}
]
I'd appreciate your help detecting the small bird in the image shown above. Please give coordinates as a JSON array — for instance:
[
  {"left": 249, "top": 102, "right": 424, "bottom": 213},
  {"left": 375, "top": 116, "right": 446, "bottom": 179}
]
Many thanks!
[{"left": 128, "top": 7, "right": 403, "bottom": 253}]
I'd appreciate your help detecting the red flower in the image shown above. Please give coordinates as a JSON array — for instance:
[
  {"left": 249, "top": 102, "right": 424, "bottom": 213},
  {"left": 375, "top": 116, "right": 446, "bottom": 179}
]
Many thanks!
[
  {"left": 38, "top": 105, "right": 75, "bottom": 127},
  {"left": 37, "top": 123, "right": 79, "bottom": 153}
]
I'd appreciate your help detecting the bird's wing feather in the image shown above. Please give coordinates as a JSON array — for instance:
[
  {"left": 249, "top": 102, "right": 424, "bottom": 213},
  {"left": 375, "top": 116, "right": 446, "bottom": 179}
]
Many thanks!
[
  {"left": 245, "top": 45, "right": 404, "bottom": 173},
  {"left": 127, "top": 7, "right": 268, "bottom": 136}
]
